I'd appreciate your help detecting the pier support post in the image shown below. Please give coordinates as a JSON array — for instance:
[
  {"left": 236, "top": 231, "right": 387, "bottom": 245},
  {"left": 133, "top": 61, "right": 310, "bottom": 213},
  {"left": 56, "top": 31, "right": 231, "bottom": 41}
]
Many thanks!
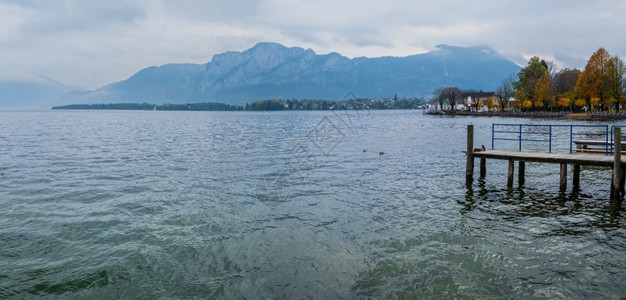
[
  {"left": 573, "top": 164, "right": 580, "bottom": 187},
  {"left": 480, "top": 158, "right": 486, "bottom": 178},
  {"left": 611, "top": 127, "right": 622, "bottom": 199},
  {"left": 560, "top": 163, "right": 567, "bottom": 191},
  {"left": 466, "top": 125, "right": 474, "bottom": 184},
  {"left": 518, "top": 161, "right": 525, "bottom": 186},
  {"left": 507, "top": 160, "right": 514, "bottom": 188}
]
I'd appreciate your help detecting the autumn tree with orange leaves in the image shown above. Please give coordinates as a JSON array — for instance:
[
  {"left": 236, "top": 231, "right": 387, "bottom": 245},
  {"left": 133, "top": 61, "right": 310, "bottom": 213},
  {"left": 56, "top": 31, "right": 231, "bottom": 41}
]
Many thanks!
[
  {"left": 511, "top": 48, "right": 623, "bottom": 112},
  {"left": 574, "top": 47, "right": 625, "bottom": 111}
]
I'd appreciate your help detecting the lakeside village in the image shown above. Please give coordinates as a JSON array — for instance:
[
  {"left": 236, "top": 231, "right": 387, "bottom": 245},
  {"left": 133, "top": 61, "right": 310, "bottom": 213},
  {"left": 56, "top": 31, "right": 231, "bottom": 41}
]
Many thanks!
[
  {"left": 428, "top": 47, "right": 626, "bottom": 119},
  {"left": 54, "top": 47, "right": 626, "bottom": 119}
]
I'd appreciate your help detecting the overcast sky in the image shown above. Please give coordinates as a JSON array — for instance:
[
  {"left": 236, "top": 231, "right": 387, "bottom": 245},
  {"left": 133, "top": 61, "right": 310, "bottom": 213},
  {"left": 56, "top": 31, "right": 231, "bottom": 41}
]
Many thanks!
[{"left": 1, "top": 0, "right": 625, "bottom": 89}]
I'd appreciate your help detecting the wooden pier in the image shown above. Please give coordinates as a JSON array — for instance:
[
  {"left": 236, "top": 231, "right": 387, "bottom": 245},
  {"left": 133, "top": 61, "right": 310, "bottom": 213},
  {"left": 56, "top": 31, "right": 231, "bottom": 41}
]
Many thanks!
[{"left": 465, "top": 124, "right": 625, "bottom": 199}]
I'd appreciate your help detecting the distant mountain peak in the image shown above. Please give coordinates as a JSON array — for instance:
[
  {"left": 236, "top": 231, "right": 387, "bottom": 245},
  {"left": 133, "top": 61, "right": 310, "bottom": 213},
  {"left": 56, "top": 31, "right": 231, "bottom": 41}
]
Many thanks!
[{"left": 247, "top": 42, "right": 292, "bottom": 52}]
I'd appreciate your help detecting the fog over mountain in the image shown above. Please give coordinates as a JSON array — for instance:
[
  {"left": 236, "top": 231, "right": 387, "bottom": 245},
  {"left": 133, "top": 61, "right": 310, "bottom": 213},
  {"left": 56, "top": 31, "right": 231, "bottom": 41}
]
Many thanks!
[
  {"left": 3, "top": 43, "right": 522, "bottom": 108},
  {"left": 0, "top": 76, "right": 80, "bottom": 109}
]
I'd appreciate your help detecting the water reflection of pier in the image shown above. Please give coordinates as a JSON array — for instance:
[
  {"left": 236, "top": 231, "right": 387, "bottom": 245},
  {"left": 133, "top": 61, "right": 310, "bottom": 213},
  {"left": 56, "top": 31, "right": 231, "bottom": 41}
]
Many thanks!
[{"left": 465, "top": 124, "right": 625, "bottom": 200}]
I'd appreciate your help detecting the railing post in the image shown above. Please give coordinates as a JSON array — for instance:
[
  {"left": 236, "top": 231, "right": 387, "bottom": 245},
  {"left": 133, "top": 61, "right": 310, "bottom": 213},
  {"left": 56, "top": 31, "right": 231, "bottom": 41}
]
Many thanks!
[
  {"left": 466, "top": 124, "right": 474, "bottom": 184},
  {"left": 610, "top": 126, "right": 614, "bottom": 154},
  {"left": 606, "top": 125, "right": 610, "bottom": 155},
  {"left": 611, "top": 127, "right": 622, "bottom": 199},
  {"left": 549, "top": 125, "right": 553, "bottom": 153},
  {"left": 518, "top": 125, "right": 522, "bottom": 151},
  {"left": 491, "top": 123, "right": 495, "bottom": 149},
  {"left": 569, "top": 125, "right": 573, "bottom": 154}
]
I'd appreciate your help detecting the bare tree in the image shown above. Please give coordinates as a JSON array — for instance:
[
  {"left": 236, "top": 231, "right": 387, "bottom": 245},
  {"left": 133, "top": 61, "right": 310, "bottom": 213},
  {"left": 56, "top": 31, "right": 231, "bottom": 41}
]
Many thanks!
[
  {"left": 439, "top": 86, "right": 462, "bottom": 111},
  {"left": 553, "top": 68, "right": 581, "bottom": 96}
]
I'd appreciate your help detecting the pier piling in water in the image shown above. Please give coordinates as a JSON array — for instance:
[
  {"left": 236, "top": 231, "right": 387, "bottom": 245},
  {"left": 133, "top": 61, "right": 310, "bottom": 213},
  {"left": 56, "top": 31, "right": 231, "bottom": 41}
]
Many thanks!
[
  {"left": 611, "top": 127, "right": 622, "bottom": 199},
  {"left": 466, "top": 124, "right": 474, "bottom": 184},
  {"left": 507, "top": 160, "right": 514, "bottom": 188},
  {"left": 560, "top": 163, "right": 567, "bottom": 191},
  {"left": 480, "top": 158, "right": 486, "bottom": 178},
  {"left": 573, "top": 164, "right": 580, "bottom": 187}
]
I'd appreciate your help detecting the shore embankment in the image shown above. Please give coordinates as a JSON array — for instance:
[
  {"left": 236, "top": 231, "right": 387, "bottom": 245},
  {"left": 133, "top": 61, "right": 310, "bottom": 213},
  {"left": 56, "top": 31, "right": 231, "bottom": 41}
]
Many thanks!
[{"left": 426, "top": 110, "right": 626, "bottom": 120}]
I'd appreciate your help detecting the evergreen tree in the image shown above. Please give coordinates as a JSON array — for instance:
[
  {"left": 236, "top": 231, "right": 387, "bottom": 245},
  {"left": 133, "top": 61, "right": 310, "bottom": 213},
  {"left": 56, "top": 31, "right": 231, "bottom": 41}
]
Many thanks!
[{"left": 514, "top": 56, "right": 548, "bottom": 108}]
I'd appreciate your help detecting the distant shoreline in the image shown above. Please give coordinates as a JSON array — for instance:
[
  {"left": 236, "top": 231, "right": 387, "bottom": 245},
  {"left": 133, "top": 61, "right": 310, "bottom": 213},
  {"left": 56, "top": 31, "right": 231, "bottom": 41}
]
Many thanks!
[
  {"left": 49, "top": 103, "right": 626, "bottom": 120},
  {"left": 51, "top": 98, "right": 427, "bottom": 111}
]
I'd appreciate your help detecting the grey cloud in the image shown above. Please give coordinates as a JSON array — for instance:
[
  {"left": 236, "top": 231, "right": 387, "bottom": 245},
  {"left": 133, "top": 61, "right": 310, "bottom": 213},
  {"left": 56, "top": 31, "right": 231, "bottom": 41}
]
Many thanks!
[
  {"left": 7, "top": 0, "right": 147, "bottom": 36},
  {"left": 160, "top": 0, "right": 260, "bottom": 22},
  {"left": 0, "top": 0, "right": 625, "bottom": 87}
]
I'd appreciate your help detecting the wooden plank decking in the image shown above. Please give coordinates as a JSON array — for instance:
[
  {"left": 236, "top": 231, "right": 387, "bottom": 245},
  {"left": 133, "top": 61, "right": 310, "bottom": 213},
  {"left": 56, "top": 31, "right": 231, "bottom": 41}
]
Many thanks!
[
  {"left": 472, "top": 149, "right": 623, "bottom": 167},
  {"left": 465, "top": 124, "right": 624, "bottom": 199},
  {"left": 573, "top": 140, "right": 625, "bottom": 154}
]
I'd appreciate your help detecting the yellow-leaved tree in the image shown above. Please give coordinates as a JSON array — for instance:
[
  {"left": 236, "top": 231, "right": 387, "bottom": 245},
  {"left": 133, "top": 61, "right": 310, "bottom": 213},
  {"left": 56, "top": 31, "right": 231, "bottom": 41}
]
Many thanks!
[
  {"left": 533, "top": 73, "right": 551, "bottom": 109},
  {"left": 574, "top": 99, "right": 587, "bottom": 109},
  {"left": 590, "top": 97, "right": 601, "bottom": 109},
  {"left": 558, "top": 97, "right": 571, "bottom": 110},
  {"left": 603, "top": 97, "right": 617, "bottom": 111}
]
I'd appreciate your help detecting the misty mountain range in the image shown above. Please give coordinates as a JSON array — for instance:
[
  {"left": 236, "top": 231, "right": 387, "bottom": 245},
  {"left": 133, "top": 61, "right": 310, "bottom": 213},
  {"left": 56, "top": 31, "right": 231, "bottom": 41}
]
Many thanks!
[{"left": 1, "top": 43, "right": 522, "bottom": 108}]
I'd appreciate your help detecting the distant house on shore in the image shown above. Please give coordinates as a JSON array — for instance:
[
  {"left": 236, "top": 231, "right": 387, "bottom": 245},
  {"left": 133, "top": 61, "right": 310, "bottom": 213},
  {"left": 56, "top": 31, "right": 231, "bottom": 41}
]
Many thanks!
[{"left": 465, "top": 91, "right": 498, "bottom": 112}]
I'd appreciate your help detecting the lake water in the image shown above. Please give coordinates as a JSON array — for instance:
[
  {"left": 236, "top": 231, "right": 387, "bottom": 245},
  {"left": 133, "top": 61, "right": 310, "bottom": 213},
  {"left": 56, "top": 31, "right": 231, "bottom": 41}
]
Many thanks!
[{"left": 0, "top": 110, "right": 624, "bottom": 299}]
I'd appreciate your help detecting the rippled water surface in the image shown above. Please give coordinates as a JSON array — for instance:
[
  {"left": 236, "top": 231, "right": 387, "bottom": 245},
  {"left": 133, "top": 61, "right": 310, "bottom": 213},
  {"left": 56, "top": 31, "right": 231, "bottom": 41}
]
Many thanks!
[{"left": 0, "top": 110, "right": 624, "bottom": 299}]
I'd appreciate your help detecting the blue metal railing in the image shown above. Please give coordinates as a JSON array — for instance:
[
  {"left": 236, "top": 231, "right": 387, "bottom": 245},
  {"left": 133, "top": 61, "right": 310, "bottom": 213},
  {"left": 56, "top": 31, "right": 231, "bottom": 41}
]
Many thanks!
[
  {"left": 610, "top": 125, "right": 626, "bottom": 153},
  {"left": 492, "top": 124, "right": 612, "bottom": 154}
]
